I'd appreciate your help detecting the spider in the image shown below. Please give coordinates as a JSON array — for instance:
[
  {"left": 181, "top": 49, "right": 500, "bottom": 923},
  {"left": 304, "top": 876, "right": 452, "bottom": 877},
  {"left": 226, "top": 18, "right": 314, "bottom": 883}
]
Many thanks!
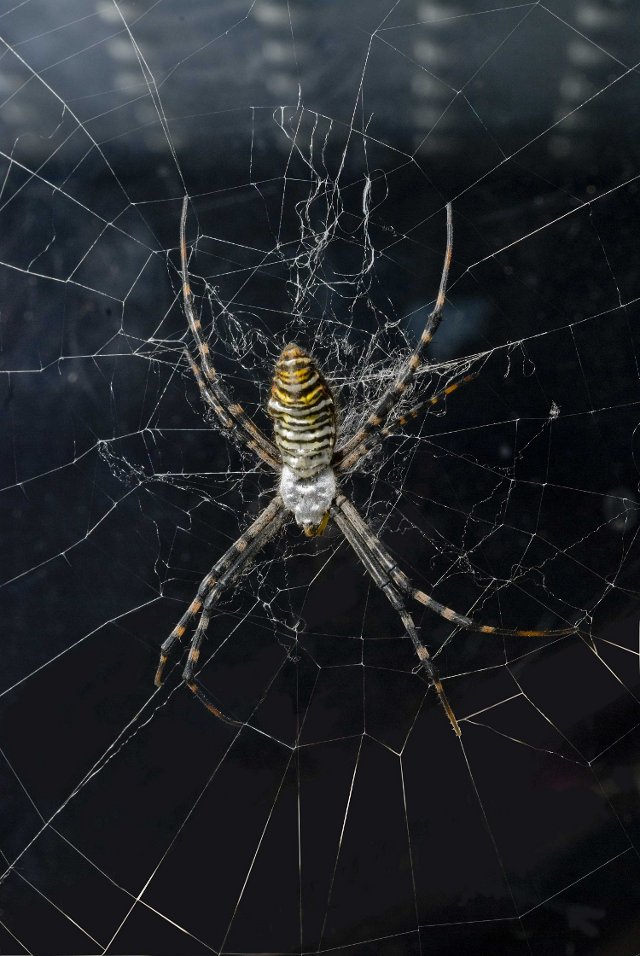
[{"left": 154, "top": 195, "right": 576, "bottom": 736}]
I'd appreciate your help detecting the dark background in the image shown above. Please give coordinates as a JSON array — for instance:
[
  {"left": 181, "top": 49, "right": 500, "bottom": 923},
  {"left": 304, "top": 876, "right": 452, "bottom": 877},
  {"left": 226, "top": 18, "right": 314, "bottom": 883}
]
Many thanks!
[{"left": 1, "top": 1, "right": 640, "bottom": 954}]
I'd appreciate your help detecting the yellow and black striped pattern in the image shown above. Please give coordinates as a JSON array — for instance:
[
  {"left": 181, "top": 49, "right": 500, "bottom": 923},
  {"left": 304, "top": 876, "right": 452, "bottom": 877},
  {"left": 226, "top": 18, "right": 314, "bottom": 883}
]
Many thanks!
[{"left": 267, "top": 344, "right": 336, "bottom": 479}]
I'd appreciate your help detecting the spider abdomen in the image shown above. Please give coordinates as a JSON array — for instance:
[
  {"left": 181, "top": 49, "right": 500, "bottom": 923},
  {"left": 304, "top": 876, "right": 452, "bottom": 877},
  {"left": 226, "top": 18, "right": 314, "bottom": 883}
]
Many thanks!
[{"left": 267, "top": 343, "right": 336, "bottom": 479}]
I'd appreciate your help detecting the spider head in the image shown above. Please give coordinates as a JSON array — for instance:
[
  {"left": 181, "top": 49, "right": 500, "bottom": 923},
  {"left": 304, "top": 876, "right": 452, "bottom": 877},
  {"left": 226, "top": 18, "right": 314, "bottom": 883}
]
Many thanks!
[
  {"left": 302, "top": 512, "right": 330, "bottom": 537},
  {"left": 279, "top": 464, "right": 336, "bottom": 538}
]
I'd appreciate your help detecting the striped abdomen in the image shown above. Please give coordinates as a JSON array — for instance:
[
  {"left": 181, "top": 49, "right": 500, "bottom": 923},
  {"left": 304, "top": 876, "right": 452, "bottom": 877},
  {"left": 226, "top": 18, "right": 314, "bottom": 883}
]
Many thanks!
[{"left": 267, "top": 344, "right": 336, "bottom": 479}]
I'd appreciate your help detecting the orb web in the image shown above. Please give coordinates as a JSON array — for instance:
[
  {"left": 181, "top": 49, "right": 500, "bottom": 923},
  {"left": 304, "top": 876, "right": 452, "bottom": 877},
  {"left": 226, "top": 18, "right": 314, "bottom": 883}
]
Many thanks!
[{"left": 1, "top": 2, "right": 639, "bottom": 953}]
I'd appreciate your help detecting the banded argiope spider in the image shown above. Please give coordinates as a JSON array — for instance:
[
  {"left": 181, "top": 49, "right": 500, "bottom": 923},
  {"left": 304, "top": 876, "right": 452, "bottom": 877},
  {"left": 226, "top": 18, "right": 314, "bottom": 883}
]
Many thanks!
[{"left": 154, "top": 196, "right": 576, "bottom": 736}]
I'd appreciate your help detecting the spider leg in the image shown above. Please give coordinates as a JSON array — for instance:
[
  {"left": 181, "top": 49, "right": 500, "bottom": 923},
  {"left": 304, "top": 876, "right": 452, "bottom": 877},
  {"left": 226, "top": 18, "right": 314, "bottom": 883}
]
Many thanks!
[
  {"left": 179, "top": 195, "right": 280, "bottom": 469},
  {"left": 184, "top": 346, "right": 235, "bottom": 429},
  {"left": 154, "top": 496, "right": 286, "bottom": 699},
  {"left": 336, "top": 371, "right": 478, "bottom": 473},
  {"left": 334, "top": 494, "right": 577, "bottom": 639},
  {"left": 331, "top": 501, "right": 461, "bottom": 735},
  {"left": 183, "top": 506, "right": 287, "bottom": 723},
  {"left": 333, "top": 202, "right": 453, "bottom": 472}
]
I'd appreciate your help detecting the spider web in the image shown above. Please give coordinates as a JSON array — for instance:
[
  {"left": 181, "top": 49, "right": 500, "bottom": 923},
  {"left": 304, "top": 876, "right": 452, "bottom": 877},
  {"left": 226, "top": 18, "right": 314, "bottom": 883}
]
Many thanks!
[{"left": 1, "top": 1, "right": 640, "bottom": 953}]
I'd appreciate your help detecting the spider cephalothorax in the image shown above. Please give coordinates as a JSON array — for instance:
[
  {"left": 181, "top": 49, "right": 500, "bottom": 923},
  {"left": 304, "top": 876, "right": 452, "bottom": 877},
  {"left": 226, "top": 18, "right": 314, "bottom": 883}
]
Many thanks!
[
  {"left": 267, "top": 343, "right": 336, "bottom": 537},
  {"left": 153, "top": 195, "right": 577, "bottom": 735}
]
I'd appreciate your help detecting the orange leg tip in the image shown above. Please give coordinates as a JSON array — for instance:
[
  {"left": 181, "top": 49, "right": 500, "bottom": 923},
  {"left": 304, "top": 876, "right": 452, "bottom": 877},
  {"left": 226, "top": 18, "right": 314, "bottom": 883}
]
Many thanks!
[
  {"left": 186, "top": 682, "right": 222, "bottom": 718},
  {"left": 434, "top": 681, "right": 461, "bottom": 736},
  {"left": 154, "top": 656, "right": 168, "bottom": 686},
  {"left": 443, "top": 702, "right": 461, "bottom": 737}
]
